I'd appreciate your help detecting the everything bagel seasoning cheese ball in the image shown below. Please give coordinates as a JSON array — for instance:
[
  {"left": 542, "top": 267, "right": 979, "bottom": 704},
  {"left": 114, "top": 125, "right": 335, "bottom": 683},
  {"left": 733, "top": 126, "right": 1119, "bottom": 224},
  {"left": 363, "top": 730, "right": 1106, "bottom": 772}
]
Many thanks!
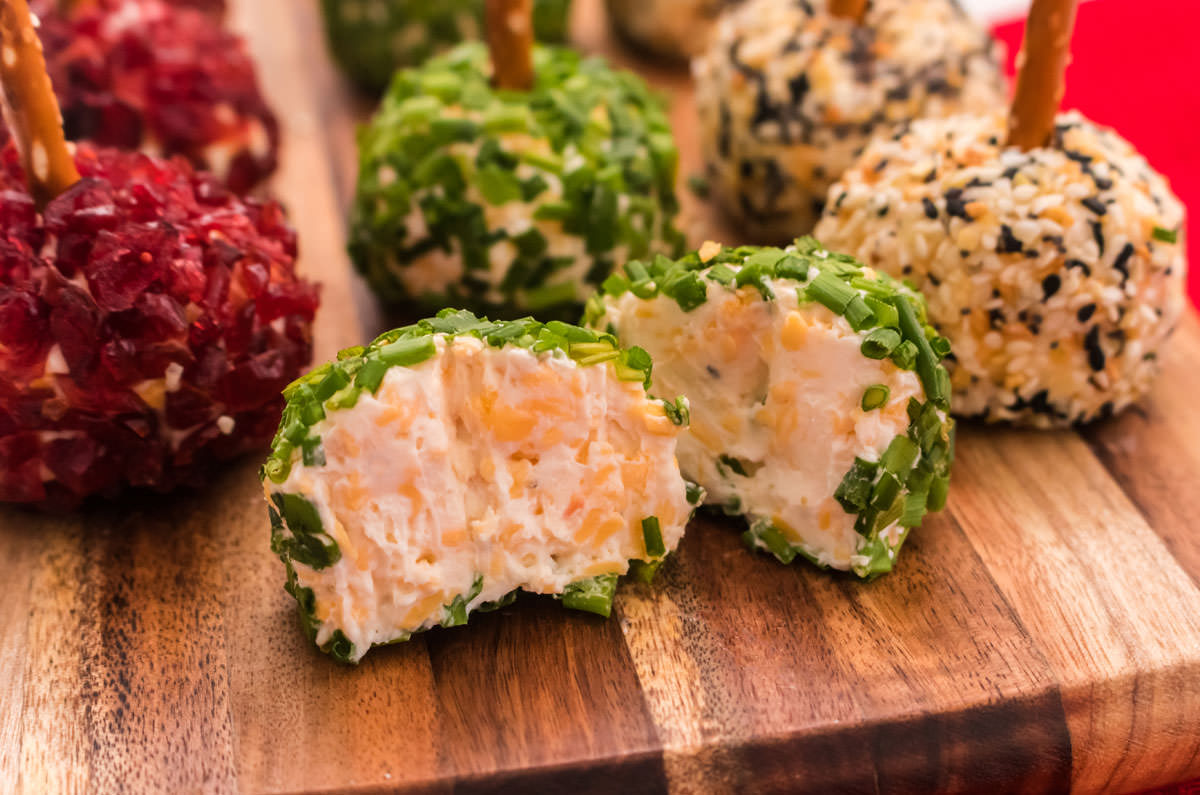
[
  {"left": 349, "top": 44, "right": 684, "bottom": 318},
  {"left": 605, "top": 0, "right": 741, "bottom": 62},
  {"left": 265, "top": 310, "right": 698, "bottom": 662},
  {"left": 319, "top": 0, "right": 572, "bottom": 95},
  {"left": 815, "top": 112, "right": 1187, "bottom": 426},
  {"left": 693, "top": 0, "right": 1005, "bottom": 241},
  {"left": 586, "top": 238, "right": 954, "bottom": 577}
]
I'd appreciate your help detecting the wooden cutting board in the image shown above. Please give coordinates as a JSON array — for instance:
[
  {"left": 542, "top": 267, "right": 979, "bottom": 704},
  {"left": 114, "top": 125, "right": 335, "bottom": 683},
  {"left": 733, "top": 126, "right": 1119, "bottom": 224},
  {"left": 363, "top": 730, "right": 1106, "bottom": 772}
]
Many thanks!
[{"left": 3, "top": 1, "right": 1199, "bottom": 792}]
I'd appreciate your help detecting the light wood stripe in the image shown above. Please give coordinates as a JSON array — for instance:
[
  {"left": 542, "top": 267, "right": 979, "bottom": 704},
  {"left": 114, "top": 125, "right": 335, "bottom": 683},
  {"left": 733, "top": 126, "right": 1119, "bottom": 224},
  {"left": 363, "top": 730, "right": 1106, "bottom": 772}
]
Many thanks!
[{"left": 951, "top": 431, "right": 1200, "bottom": 792}]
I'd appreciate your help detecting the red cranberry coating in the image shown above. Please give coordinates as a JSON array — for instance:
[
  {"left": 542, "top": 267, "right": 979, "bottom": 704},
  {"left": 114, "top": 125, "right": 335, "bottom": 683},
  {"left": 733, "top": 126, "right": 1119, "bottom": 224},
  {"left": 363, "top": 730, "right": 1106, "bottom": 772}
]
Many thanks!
[
  {"left": 0, "top": 139, "right": 319, "bottom": 508},
  {"left": 33, "top": 0, "right": 277, "bottom": 194}
]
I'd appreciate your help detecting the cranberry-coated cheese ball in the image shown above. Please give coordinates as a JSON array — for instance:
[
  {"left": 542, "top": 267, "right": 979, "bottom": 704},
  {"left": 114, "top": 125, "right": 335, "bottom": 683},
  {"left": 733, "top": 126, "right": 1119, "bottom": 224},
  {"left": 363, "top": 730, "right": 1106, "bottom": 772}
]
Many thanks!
[
  {"left": 605, "top": 0, "right": 742, "bottom": 62},
  {"left": 816, "top": 112, "right": 1187, "bottom": 427},
  {"left": 694, "top": 0, "right": 1006, "bottom": 241},
  {"left": 33, "top": 0, "right": 279, "bottom": 194},
  {"left": 0, "top": 139, "right": 318, "bottom": 508}
]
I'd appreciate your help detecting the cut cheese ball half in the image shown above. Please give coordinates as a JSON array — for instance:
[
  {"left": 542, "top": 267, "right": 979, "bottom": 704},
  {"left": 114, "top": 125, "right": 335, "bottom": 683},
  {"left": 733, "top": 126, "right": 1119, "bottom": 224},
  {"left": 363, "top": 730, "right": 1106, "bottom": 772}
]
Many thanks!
[
  {"left": 263, "top": 310, "right": 698, "bottom": 663},
  {"left": 586, "top": 238, "right": 955, "bottom": 578}
]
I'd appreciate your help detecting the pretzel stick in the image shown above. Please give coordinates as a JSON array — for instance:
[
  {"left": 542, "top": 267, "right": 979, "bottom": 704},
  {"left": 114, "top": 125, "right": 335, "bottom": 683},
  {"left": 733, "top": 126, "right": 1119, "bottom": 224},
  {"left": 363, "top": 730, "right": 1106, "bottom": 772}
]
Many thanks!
[
  {"left": 1006, "top": 0, "right": 1080, "bottom": 150},
  {"left": 485, "top": 0, "right": 534, "bottom": 91},
  {"left": 829, "top": 0, "right": 868, "bottom": 22},
  {"left": 0, "top": 0, "right": 79, "bottom": 209}
]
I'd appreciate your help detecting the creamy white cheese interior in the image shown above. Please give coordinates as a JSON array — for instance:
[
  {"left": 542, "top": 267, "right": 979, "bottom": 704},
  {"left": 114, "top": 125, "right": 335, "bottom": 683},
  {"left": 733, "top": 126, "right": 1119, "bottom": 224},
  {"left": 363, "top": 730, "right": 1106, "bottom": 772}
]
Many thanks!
[
  {"left": 277, "top": 336, "right": 690, "bottom": 656},
  {"left": 603, "top": 281, "right": 922, "bottom": 569}
]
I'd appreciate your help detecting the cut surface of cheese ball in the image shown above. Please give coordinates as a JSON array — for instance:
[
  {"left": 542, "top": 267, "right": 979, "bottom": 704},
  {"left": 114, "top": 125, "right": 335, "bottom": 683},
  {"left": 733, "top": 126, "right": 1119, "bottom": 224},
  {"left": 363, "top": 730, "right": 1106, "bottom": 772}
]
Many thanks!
[
  {"left": 693, "top": 0, "right": 1005, "bottom": 242},
  {"left": 586, "top": 238, "right": 954, "bottom": 578},
  {"left": 320, "top": 0, "right": 572, "bottom": 94},
  {"left": 264, "top": 310, "right": 697, "bottom": 663},
  {"left": 605, "top": 0, "right": 742, "bottom": 62},
  {"left": 349, "top": 44, "right": 684, "bottom": 319},
  {"left": 815, "top": 111, "right": 1188, "bottom": 427}
]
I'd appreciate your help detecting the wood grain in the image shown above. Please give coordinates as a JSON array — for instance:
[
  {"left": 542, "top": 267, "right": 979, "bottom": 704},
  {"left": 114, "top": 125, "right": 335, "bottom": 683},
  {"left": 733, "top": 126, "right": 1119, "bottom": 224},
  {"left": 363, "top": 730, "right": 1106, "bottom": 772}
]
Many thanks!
[{"left": 1, "top": 0, "right": 1198, "bottom": 792}]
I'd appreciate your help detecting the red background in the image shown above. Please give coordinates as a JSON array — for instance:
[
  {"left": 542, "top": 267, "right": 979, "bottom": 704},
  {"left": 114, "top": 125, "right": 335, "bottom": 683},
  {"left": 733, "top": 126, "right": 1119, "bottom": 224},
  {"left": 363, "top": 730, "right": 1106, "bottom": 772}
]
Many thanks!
[{"left": 993, "top": 1, "right": 1198, "bottom": 308}]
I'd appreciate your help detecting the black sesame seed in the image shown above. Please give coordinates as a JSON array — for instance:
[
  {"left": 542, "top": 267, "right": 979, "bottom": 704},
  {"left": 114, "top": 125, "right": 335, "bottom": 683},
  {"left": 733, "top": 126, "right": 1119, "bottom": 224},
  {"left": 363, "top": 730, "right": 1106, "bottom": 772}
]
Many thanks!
[
  {"left": 877, "top": 205, "right": 890, "bottom": 217},
  {"left": 873, "top": 158, "right": 889, "bottom": 173},
  {"left": 1093, "top": 176, "right": 1113, "bottom": 191},
  {"left": 1082, "top": 196, "right": 1107, "bottom": 216},
  {"left": 1042, "top": 273, "right": 1062, "bottom": 299},
  {"left": 1084, "top": 325, "right": 1106, "bottom": 372},
  {"left": 1091, "top": 221, "right": 1105, "bottom": 256},
  {"left": 1066, "top": 258, "right": 1093, "bottom": 277},
  {"left": 960, "top": 307, "right": 971, "bottom": 315},
  {"left": 928, "top": 273, "right": 941, "bottom": 286},
  {"left": 997, "top": 225, "right": 1023, "bottom": 254},
  {"left": 706, "top": 365, "right": 721, "bottom": 378},
  {"left": 988, "top": 307, "right": 1005, "bottom": 329},
  {"left": 944, "top": 188, "right": 969, "bottom": 219},
  {"left": 923, "top": 168, "right": 937, "bottom": 183},
  {"left": 922, "top": 197, "right": 938, "bottom": 219},
  {"left": 1112, "top": 242, "right": 1135, "bottom": 284},
  {"left": 1077, "top": 303, "right": 1096, "bottom": 323},
  {"left": 788, "top": 73, "right": 809, "bottom": 106},
  {"left": 1002, "top": 166, "right": 1019, "bottom": 180}
]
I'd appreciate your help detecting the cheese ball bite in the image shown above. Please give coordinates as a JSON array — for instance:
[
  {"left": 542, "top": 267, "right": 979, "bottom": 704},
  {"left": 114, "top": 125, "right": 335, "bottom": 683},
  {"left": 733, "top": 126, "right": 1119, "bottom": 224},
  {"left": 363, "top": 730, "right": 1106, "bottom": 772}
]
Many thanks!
[
  {"left": 605, "top": 0, "right": 741, "bottom": 62},
  {"left": 33, "top": 0, "right": 279, "bottom": 193},
  {"left": 349, "top": 44, "right": 683, "bottom": 318},
  {"left": 694, "top": 0, "right": 1006, "bottom": 241},
  {"left": 586, "top": 238, "right": 954, "bottom": 577},
  {"left": 320, "top": 0, "right": 573, "bottom": 95},
  {"left": 816, "top": 112, "right": 1188, "bottom": 427},
  {"left": 0, "top": 139, "right": 318, "bottom": 508},
  {"left": 265, "top": 310, "right": 698, "bottom": 663}
]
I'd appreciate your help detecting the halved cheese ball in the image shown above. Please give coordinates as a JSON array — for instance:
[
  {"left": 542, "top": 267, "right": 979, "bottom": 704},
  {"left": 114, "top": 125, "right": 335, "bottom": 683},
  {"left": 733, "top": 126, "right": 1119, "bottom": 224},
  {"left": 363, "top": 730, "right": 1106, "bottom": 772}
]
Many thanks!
[
  {"left": 693, "top": 0, "right": 1006, "bottom": 241},
  {"left": 350, "top": 44, "right": 683, "bottom": 318},
  {"left": 815, "top": 112, "right": 1188, "bottom": 427},
  {"left": 586, "top": 238, "right": 954, "bottom": 577},
  {"left": 264, "top": 310, "right": 697, "bottom": 663}
]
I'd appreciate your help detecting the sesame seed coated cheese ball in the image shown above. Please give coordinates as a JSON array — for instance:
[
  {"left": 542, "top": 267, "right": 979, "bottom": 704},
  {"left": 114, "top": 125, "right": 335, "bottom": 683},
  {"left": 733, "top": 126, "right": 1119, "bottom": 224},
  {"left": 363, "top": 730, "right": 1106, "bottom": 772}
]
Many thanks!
[
  {"left": 265, "top": 310, "right": 698, "bottom": 662},
  {"left": 586, "top": 238, "right": 954, "bottom": 578},
  {"left": 693, "top": 0, "right": 1006, "bottom": 242},
  {"left": 815, "top": 112, "right": 1187, "bottom": 427},
  {"left": 605, "top": 0, "right": 742, "bottom": 62},
  {"left": 349, "top": 44, "right": 684, "bottom": 318},
  {"left": 319, "top": 0, "right": 572, "bottom": 94}
]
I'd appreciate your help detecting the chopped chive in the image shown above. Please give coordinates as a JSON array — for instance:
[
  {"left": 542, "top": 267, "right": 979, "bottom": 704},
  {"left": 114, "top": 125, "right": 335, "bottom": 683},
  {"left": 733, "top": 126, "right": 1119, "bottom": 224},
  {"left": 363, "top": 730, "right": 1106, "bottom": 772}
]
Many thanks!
[
  {"left": 861, "top": 328, "right": 902, "bottom": 359},
  {"left": 662, "top": 270, "right": 708, "bottom": 312},
  {"left": 928, "top": 474, "right": 950, "bottom": 511},
  {"left": 844, "top": 295, "right": 876, "bottom": 331},
  {"left": 378, "top": 335, "right": 438, "bottom": 367},
  {"left": 806, "top": 272, "right": 857, "bottom": 314},
  {"left": 561, "top": 573, "right": 618, "bottom": 617},
  {"left": 870, "top": 472, "right": 901, "bottom": 510},
  {"left": 864, "top": 296, "right": 898, "bottom": 328},
  {"left": 706, "top": 264, "right": 736, "bottom": 285},
  {"left": 880, "top": 435, "right": 919, "bottom": 478},
  {"left": 890, "top": 340, "right": 918, "bottom": 369},
  {"left": 930, "top": 336, "right": 952, "bottom": 359},
  {"left": 894, "top": 295, "right": 947, "bottom": 408},
  {"left": 685, "top": 480, "right": 705, "bottom": 506},
  {"left": 861, "top": 384, "right": 890, "bottom": 411},
  {"left": 774, "top": 255, "right": 810, "bottom": 282},
  {"left": 642, "top": 516, "right": 666, "bottom": 558},
  {"left": 601, "top": 272, "right": 631, "bottom": 297},
  {"left": 628, "top": 558, "right": 663, "bottom": 584},
  {"left": 663, "top": 396, "right": 690, "bottom": 426},
  {"left": 1152, "top": 226, "right": 1178, "bottom": 244},
  {"left": 745, "top": 522, "right": 797, "bottom": 564},
  {"left": 834, "top": 457, "right": 879, "bottom": 513},
  {"left": 717, "top": 455, "right": 748, "bottom": 477}
]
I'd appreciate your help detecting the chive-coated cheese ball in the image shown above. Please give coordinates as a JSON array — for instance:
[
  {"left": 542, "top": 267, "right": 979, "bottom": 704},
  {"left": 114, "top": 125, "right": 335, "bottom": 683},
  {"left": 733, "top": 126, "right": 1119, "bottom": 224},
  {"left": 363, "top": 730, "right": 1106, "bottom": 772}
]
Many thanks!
[
  {"left": 605, "top": 0, "right": 742, "bottom": 62},
  {"left": 586, "top": 238, "right": 954, "bottom": 578},
  {"left": 693, "top": 0, "right": 1006, "bottom": 242},
  {"left": 265, "top": 310, "right": 698, "bottom": 663},
  {"left": 320, "top": 0, "right": 573, "bottom": 94},
  {"left": 815, "top": 112, "right": 1188, "bottom": 427},
  {"left": 349, "top": 44, "right": 684, "bottom": 319}
]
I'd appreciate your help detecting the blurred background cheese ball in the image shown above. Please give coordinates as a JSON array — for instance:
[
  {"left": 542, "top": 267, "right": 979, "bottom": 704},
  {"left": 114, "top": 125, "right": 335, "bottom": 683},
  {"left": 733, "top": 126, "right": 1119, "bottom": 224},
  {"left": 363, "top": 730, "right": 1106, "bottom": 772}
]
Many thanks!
[
  {"left": 694, "top": 0, "right": 1006, "bottom": 241},
  {"left": 605, "top": 0, "right": 742, "bottom": 62},
  {"left": 816, "top": 111, "right": 1187, "bottom": 427},
  {"left": 320, "top": 0, "right": 572, "bottom": 94}
]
